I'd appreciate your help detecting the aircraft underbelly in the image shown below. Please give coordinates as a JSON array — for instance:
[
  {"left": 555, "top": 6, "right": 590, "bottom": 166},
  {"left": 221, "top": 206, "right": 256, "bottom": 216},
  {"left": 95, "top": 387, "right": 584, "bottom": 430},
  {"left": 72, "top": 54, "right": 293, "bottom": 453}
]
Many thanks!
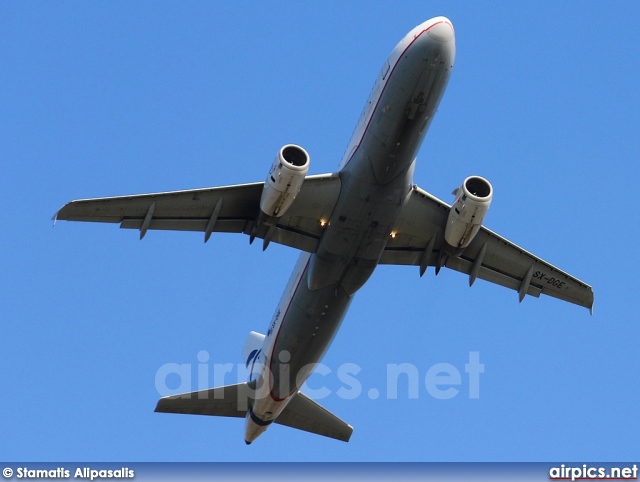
[
  {"left": 365, "top": 41, "right": 452, "bottom": 184},
  {"left": 269, "top": 280, "right": 352, "bottom": 401},
  {"left": 305, "top": 34, "right": 453, "bottom": 295},
  {"left": 306, "top": 166, "right": 408, "bottom": 295}
]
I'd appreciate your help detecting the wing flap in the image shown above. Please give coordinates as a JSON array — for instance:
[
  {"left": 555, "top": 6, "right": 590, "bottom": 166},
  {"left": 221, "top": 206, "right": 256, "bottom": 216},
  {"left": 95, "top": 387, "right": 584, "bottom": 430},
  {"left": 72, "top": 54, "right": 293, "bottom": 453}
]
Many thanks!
[
  {"left": 444, "top": 253, "right": 543, "bottom": 298},
  {"left": 119, "top": 218, "right": 247, "bottom": 234}
]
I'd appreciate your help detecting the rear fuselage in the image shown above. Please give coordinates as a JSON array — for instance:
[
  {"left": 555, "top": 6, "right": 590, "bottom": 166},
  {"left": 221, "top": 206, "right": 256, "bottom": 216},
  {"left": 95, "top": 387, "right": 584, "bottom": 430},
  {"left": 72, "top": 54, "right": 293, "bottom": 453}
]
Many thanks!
[{"left": 245, "top": 17, "right": 456, "bottom": 444}]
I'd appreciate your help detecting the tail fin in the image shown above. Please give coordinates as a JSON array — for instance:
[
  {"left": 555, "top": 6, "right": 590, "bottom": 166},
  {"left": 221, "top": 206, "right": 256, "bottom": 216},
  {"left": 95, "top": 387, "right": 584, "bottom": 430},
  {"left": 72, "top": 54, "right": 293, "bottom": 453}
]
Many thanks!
[
  {"left": 242, "top": 331, "right": 265, "bottom": 367},
  {"left": 155, "top": 385, "right": 353, "bottom": 442},
  {"left": 242, "top": 331, "right": 265, "bottom": 381}
]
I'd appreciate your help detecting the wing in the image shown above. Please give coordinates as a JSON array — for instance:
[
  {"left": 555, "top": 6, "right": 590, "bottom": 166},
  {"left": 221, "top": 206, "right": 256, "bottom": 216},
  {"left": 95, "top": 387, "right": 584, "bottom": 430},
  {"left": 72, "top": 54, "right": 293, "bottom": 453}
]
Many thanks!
[
  {"left": 380, "top": 185, "right": 594, "bottom": 311},
  {"left": 55, "top": 173, "right": 341, "bottom": 253}
]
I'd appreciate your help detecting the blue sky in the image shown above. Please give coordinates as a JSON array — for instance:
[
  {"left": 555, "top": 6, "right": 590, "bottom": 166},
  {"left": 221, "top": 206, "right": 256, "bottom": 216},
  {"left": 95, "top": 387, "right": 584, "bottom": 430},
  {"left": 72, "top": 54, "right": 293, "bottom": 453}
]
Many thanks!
[{"left": 2, "top": 2, "right": 639, "bottom": 462}]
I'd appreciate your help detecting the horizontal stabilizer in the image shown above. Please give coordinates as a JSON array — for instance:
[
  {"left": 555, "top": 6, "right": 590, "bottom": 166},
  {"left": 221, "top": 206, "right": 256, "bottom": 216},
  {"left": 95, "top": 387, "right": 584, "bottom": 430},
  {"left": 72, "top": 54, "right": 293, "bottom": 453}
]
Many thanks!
[
  {"left": 276, "top": 391, "right": 353, "bottom": 442},
  {"left": 155, "top": 383, "right": 249, "bottom": 418},
  {"left": 155, "top": 385, "right": 353, "bottom": 442}
]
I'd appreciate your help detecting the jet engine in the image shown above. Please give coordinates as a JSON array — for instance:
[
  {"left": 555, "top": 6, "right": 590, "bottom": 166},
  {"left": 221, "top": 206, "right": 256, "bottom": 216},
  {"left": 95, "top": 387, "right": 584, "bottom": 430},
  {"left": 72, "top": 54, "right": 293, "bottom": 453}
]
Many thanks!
[
  {"left": 259, "top": 144, "right": 310, "bottom": 219},
  {"left": 444, "top": 176, "right": 493, "bottom": 249}
]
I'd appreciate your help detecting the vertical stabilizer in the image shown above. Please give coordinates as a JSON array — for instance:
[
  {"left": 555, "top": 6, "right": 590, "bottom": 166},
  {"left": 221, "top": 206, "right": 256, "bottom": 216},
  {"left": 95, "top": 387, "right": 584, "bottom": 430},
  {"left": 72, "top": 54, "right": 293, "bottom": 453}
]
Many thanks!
[{"left": 242, "top": 331, "right": 265, "bottom": 371}]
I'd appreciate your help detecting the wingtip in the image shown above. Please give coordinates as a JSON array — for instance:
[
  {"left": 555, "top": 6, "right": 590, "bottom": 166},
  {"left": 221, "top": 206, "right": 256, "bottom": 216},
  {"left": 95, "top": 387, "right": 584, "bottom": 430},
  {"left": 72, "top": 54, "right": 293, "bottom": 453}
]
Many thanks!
[
  {"left": 53, "top": 202, "right": 73, "bottom": 223},
  {"left": 51, "top": 205, "right": 65, "bottom": 225},
  {"left": 343, "top": 425, "right": 354, "bottom": 443}
]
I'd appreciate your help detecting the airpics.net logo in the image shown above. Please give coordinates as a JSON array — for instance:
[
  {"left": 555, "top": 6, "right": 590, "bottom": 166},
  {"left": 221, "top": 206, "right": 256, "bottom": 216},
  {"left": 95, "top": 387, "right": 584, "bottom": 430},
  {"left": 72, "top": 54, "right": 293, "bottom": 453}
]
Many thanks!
[
  {"left": 549, "top": 464, "right": 638, "bottom": 481},
  {"left": 154, "top": 350, "right": 484, "bottom": 401}
]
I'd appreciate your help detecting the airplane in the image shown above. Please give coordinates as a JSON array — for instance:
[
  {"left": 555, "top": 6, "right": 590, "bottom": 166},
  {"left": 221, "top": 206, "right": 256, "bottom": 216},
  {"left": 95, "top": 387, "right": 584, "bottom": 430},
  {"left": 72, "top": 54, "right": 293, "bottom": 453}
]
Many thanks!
[{"left": 55, "top": 16, "right": 594, "bottom": 444}]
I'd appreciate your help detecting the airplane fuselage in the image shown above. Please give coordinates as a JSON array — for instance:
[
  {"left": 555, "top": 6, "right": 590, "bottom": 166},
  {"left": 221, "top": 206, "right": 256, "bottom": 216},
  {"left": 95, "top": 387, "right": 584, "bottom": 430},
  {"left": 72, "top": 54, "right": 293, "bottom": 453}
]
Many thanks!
[{"left": 245, "top": 17, "right": 456, "bottom": 444}]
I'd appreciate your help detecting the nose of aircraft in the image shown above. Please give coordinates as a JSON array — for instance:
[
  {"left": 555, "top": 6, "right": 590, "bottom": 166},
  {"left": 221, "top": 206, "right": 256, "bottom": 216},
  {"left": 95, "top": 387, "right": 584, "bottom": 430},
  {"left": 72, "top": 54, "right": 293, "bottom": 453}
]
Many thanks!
[{"left": 427, "top": 17, "right": 454, "bottom": 42}]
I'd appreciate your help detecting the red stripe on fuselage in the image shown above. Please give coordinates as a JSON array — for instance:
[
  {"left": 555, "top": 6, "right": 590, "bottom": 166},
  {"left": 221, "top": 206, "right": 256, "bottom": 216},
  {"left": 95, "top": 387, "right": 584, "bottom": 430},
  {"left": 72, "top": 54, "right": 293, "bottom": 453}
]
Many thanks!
[
  {"left": 266, "top": 255, "right": 311, "bottom": 402},
  {"left": 341, "top": 20, "right": 450, "bottom": 171}
]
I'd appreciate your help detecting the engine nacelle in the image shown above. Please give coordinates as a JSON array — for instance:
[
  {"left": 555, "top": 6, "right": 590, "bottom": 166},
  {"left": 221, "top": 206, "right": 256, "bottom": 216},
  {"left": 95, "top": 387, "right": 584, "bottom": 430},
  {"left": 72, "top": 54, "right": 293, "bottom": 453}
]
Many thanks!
[
  {"left": 444, "top": 176, "right": 493, "bottom": 249},
  {"left": 259, "top": 144, "right": 310, "bottom": 218}
]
